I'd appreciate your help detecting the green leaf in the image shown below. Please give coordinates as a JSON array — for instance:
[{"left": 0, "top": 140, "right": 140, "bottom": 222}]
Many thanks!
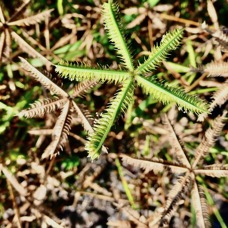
[
  {"left": 136, "top": 75, "right": 208, "bottom": 114},
  {"left": 61, "top": 155, "right": 80, "bottom": 170},
  {"left": 186, "top": 39, "right": 196, "bottom": 68},
  {"left": 57, "top": 0, "right": 64, "bottom": 15},
  {"left": 115, "top": 158, "right": 136, "bottom": 208},
  {"left": 54, "top": 41, "right": 85, "bottom": 60},
  {"left": 102, "top": 0, "right": 134, "bottom": 71},
  {"left": 136, "top": 29, "right": 183, "bottom": 74},
  {"left": 186, "top": 39, "right": 197, "bottom": 84},
  {"left": 148, "top": 0, "right": 160, "bottom": 8},
  {"left": 55, "top": 60, "right": 130, "bottom": 84},
  {"left": 86, "top": 79, "right": 134, "bottom": 160},
  {"left": 165, "top": 62, "right": 190, "bottom": 73}
]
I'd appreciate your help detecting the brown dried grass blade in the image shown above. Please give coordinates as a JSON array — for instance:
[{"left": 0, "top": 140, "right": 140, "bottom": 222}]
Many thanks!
[
  {"left": 44, "top": 16, "right": 50, "bottom": 50},
  {"left": 28, "top": 129, "right": 53, "bottom": 135},
  {"left": 18, "top": 97, "right": 67, "bottom": 118},
  {"left": 0, "top": 32, "right": 5, "bottom": 61},
  {"left": 72, "top": 80, "right": 97, "bottom": 98},
  {"left": 198, "top": 83, "right": 228, "bottom": 121},
  {"left": 201, "top": 23, "right": 228, "bottom": 52},
  {"left": 210, "top": 83, "right": 228, "bottom": 107},
  {"left": 0, "top": 5, "right": 5, "bottom": 23},
  {"left": 72, "top": 101, "right": 94, "bottom": 133},
  {"left": 11, "top": 32, "right": 52, "bottom": 67},
  {"left": 51, "top": 33, "right": 75, "bottom": 51},
  {"left": 191, "top": 182, "right": 210, "bottom": 228},
  {"left": 19, "top": 57, "right": 67, "bottom": 97},
  {"left": 192, "top": 111, "right": 227, "bottom": 168},
  {"left": 4, "top": 28, "right": 11, "bottom": 59},
  {"left": 163, "top": 114, "right": 191, "bottom": 168},
  {"left": 126, "top": 13, "right": 146, "bottom": 29},
  {"left": 8, "top": 9, "right": 53, "bottom": 27},
  {"left": 20, "top": 29, "right": 46, "bottom": 52},
  {"left": 20, "top": 29, "right": 47, "bottom": 51},
  {"left": 52, "top": 102, "right": 71, "bottom": 139},
  {"left": 0, "top": 164, "right": 27, "bottom": 196},
  {"left": 121, "top": 154, "right": 188, "bottom": 174},
  {"left": 160, "top": 173, "right": 192, "bottom": 226},
  {"left": 42, "top": 100, "right": 71, "bottom": 159},
  {"left": 77, "top": 104, "right": 94, "bottom": 126},
  {"left": 195, "top": 164, "right": 228, "bottom": 177},
  {"left": 212, "top": 30, "right": 228, "bottom": 52},
  {"left": 8, "top": 0, "right": 31, "bottom": 22},
  {"left": 204, "top": 62, "right": 228, "bottom": 77},
  {"left": 207, "top": 0, "right": 218, "bottom": 29}
]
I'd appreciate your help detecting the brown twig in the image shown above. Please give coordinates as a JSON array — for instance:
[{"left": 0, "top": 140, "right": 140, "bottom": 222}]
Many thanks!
[{"left": 7, "top": 179, "right": 22, "bottom": 228}]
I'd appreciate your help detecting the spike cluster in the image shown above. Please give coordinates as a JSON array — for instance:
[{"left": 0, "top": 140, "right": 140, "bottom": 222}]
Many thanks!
[
  {"left": 18, "top": 57, "right": 98, "bottom": 159},
  {"left": 121, "top": 112, "right": 227, "bottom": 227},
  {"left": 54, "top": 0, "right": 208, "bottom": 160}
]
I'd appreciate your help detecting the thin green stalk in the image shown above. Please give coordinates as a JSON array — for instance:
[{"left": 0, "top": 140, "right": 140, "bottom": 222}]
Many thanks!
[{"left": 115, "top": 158, "right": 136, "bottom": 209}]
